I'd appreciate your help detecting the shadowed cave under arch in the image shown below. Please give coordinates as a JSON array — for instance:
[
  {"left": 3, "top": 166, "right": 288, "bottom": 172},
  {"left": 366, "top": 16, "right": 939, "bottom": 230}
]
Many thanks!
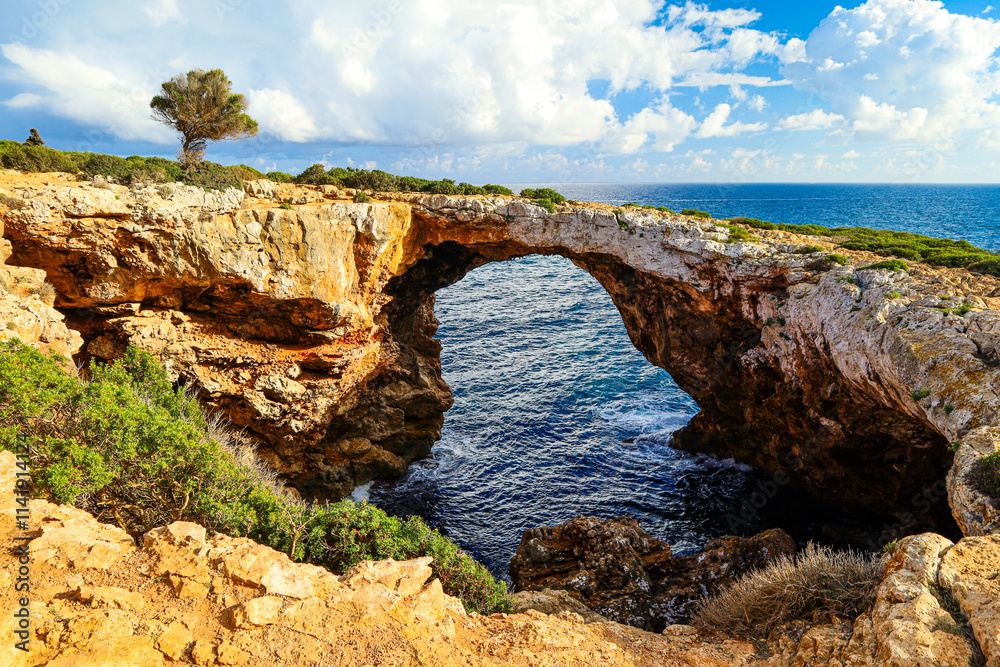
[{"left": 367, "top": 231, "right": 954, "bottom": 535}]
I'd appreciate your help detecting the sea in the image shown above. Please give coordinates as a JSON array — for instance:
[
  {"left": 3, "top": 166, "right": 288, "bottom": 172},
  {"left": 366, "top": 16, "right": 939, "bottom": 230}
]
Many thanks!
[{"left": 362, "top": 183, "right": 1000, "bottom": 582}]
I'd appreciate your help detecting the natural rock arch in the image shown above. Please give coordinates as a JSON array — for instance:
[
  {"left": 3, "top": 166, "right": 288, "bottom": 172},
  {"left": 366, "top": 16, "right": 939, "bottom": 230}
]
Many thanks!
[{"left": 5, "top": 182, "right": 999, "bottom": 532}]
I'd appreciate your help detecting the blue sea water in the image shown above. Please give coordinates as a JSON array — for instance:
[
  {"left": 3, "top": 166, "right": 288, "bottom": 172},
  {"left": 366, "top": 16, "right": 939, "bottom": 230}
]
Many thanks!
[{"left": 367, "top": 184, "right": 1000, "bottom": 581}]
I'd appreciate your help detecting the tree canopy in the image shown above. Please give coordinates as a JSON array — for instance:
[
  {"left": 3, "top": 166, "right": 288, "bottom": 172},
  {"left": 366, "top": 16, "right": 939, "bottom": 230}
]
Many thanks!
[{"left": 150, "top": 68, "right": 258, "bottom": 166}]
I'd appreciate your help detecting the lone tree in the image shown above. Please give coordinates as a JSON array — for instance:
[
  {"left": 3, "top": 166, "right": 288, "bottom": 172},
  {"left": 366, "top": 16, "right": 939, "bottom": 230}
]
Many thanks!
[{"left": 150, "top": 68, "right": 258, "bottom": 168}]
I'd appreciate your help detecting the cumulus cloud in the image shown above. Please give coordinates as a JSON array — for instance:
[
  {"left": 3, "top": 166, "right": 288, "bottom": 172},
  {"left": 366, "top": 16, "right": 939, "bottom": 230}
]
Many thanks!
[
  {"left": 696, "top": 103, "right": 768, "bottom": 137},
  {"left": 0, "top": 43, "right": 170, "bottom": 142},
  {"left": 247, "top": 89, "right": 320, "bottom": 143},
  {"left": 782, "top": 0, "right": 1000, "bottom": 145},
  {"left": 0, "top": 0, "right": 793, "bottom": 150},
  {"left": 778, "top": 109, "right": 845, "bottom": 131}
]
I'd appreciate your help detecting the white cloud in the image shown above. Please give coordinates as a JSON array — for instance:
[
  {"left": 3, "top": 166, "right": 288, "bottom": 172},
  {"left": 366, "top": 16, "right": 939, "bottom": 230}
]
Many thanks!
[
  {"left": 748, "top": 95, "right": 767, "bottom": 112},
  {"left": 782, "top": 0, "right": 1000, "bottom": 145},
  {"left": 608, "top": 99, "right": 697, "bottom": 153},
  {"left": 696, "top": 103, "right": 768, "bottom": 138},
  {"left": 144, "top": 0, "right": 183, "bottom": 26},
  {"left": 843, "top": 149, "right": 863, "bottom": 158},
  {"left": 4, "top": 93, "right": 43, "bottom": 109},
  {"left": 248, "top": 89, "right": 320, "bottom": 142},
  {"left": 0, "top": 43, "right": 170, "bottom": 142},
  {"left": 778, "top": 109, "right": 845, "bottom": 131},
  {"left": 0, "top": 0, "right": 796, "bottom": 151}
]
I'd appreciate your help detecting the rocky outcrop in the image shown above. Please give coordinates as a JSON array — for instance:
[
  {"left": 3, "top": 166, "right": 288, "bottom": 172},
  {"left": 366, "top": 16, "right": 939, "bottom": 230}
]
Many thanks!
[
  {"left": 0, "top": 451, "right": 762, "bottom": 667},
  {"left": 948, "top": 426, "right": 1000, "bottom": 535},
  {"left": 3, "top": 173, "right": 1000, "bottom": 526},
  {"left": 0, "top": 176, "right": 81, "bottom": 359},
  {"left": 509, "top": 515, "right": 796, "bottom": 631}
]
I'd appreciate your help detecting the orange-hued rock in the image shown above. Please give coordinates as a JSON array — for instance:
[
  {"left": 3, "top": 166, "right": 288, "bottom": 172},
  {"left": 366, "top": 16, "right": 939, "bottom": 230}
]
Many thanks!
[
  {"left": 4, "top": 173, "right": 1000, "bottom": 524},
  {"left": 0, "top": 453, "right": 760, "bottom": 667}
]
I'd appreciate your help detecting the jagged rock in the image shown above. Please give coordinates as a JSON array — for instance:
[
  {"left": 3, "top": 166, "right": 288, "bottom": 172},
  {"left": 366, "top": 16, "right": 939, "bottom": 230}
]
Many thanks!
[
  {"left": 513, "top": 589, "right": 609, "bottom": 623},
  {"left": 243, "top": 179, "right": 279, "bottom": 198},
  {"left": 76, "top": 585, "right": 146, "bottom": 611},
  {"left": 938, "top": 535, "right": 1000, "bottom": 667},
  {"left": 510, "top": 516, "right": 795, "bottom": 631},
  {"left": 231, "top": 596, "right": 283, "bottom": 627},
  {"left": 948, "top": 426, "right": 1000, "bottom": 535}
]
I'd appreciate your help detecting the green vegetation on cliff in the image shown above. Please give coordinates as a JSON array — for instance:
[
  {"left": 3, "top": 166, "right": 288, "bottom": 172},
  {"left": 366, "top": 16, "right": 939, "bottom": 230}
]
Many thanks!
[
  {"left": 0, "top": 340, "right": 512, "bottom": 614},
  {"left": 727, "top": 216, "right": 1000, "bottom": 277}
]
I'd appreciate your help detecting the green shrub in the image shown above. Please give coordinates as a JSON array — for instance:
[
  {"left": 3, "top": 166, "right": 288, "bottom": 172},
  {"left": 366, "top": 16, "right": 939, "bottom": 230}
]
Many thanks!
[
  {"left": 694, "top": 543, "right": 883, "bottom": 636},
  {"left": 0, "top": 341, "right": 511, "bottom": 614},
  {"left": 520, "top": 188, "right": 566, "bottom": 204},
  {"left": 682, "top": 209, "right": 712, "bottom": 219},
  {"left": 279, "top": 203, "right": 293, "bottom": 210},
  {"left": 911, "top": 389, "right": 931, "bottom": 400},
  {"left": 0, "top": 141, "right": 79, "bottom": 174},
  {"left": 729, "top": 216, "right": 776, "bottom": 230},
  {"left": 827, "top": 254, "right": 850, "bottom": 265},
  {"left": 482, "top": 184, "right": 513, "bottom": 195},
  {"left": 266, "top": 171, "right": 294, "bottom": 183},
  {"left": 353, "top": 192, "right": 372, "bottom": 203},
  {"left": 182, "top": 161, "right": 243, "bottom": 191},
  {"left": 862, "top": 260, "right": 909, "bottom": 272},
  {"left": 797, "top": 245, "right": 824, "bottom": 254},
  {"left": 535, "top": 198, "right": 556, "bottom": 213},
  {"left": 719, "top": 224, "right": 753, "bottom": 243},
  {"left": 657, "top": 206, "right": 676, "bottom": 214},
  {"left": 294, "top": 164, "right": 340, "bottom": 186},
  {"left": 886, "top": 291, "right": 902, "bottom": 300},
  {"left": 954, "top": 303, "right": 974, "bottom": 317}
]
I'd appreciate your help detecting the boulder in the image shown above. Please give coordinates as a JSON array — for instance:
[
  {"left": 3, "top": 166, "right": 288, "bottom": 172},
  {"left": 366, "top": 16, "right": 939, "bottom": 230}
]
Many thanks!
[{"left": 510, "top": 516, "right": 796, "bottom": 631}]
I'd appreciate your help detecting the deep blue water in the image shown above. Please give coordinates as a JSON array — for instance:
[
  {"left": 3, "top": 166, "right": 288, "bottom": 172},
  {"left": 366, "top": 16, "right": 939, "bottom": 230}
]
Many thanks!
[{"left": 366, "top": 184, "right": 1000, "bottom": 581}]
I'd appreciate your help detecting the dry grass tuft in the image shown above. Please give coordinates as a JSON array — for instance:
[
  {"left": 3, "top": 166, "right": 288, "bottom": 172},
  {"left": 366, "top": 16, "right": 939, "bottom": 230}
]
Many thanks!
[{"left": 693, "top": 543, "right": 883, "bottom": 636}]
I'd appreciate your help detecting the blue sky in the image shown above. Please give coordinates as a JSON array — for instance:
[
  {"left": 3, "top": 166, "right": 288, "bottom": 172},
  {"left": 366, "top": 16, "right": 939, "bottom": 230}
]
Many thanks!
[{"left": 3, "top": 0, "right": 1000, "bottom": 183}]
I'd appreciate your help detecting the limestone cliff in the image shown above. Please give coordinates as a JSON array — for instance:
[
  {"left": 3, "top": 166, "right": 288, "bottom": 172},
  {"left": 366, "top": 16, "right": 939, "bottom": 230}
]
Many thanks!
[{"left": 3, "top": 171, "right": 1000, "bottom": 527}]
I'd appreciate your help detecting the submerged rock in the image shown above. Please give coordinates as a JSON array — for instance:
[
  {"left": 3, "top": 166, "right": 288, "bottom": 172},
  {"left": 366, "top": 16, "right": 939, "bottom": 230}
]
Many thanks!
[{"left": 509, "top": 515, "right": 796, "bottom": 631}]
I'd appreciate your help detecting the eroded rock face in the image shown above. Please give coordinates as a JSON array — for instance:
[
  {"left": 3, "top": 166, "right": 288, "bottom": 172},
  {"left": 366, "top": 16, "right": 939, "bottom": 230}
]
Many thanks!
[
  {"left": 509, "top": 515, "right": 796, "bottom": 631},
  {"left": 948, "top": 426, "right": 1000, "bottom": 536},
  {"left": 3, "top": 176, "right": 999, "bottom": 523}
]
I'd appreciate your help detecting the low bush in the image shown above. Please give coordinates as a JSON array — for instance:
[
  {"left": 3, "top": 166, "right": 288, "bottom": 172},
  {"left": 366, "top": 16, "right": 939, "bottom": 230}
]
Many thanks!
[
  {"left": 862, "top": 259, "right": 909, "bottom": 272},
  {"left": 0, "top": 140, "right": 79, "bottom": 173},
  {"left": 827, "top": 254, "right": 850, "bottom": 265},
  {"left": 354, "top": 192, "right": 373, "bottom": 203},
  {"left": 682, "top": 208, "right": 712, "bottom": 219},
  {"left": 0, "top": 341, "right": 512, "bottom": 614},
  {"left": 520, "top": 187, "right": 566, "bottom": 204},
  {"left": 266, "top": 171, "right": 294, "bottom": 183},
  {"left": 797, "top": 245, "right": 824, "bottom": 254},
  {"left": 694, "top": 543, "right": 883, "bottom": 635},
  {"left": 720, "top": 224, "right": 753, "bottom": 243},
  {"left": 535, "top": 198, "right": 556, "bottom": 213}
]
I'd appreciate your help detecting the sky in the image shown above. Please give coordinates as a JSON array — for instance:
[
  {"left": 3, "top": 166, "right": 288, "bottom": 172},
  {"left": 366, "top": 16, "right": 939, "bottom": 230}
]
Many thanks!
[{"left": 2, "top": 0, "right": 1000, "bottom": 183}]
